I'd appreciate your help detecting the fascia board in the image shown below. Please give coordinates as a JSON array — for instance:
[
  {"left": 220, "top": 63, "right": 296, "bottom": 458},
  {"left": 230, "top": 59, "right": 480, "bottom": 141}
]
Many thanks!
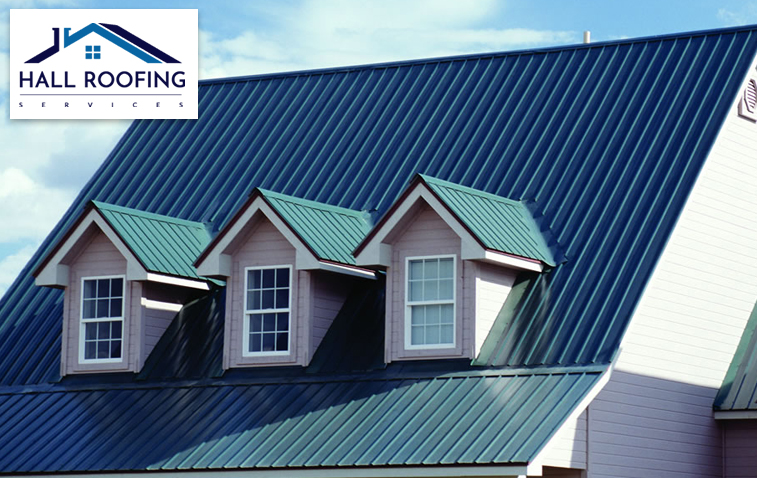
[
  {"left": 355, "top": 184, "right": 484, "bottom": 267},
  {"left": 35, "top": 210, "right": 147, "bottom": 287},
  {"left": 195, "top": 197, "right": 320, "bottom": 276}
]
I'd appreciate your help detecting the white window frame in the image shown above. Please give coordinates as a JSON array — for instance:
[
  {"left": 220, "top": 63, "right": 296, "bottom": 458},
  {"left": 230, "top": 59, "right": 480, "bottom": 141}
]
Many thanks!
[
  {"left": 242, "top": 265, "right": 293, "bottom": 357},
  {"left": 78, "top": 274, "right": 126, "bottom": 364},
  {"left": 404, "top": 254, "right": 457, "bottom": 350}
]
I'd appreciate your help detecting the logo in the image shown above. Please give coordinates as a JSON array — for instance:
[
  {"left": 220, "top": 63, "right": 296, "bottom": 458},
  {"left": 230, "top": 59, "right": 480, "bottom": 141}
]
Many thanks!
[{"left": 10, "top": 9, "right": 198, "bottom": 120}]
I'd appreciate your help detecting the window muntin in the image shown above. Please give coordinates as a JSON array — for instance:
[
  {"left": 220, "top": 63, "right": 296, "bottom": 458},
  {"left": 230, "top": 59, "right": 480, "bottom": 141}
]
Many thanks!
[
  {"left": 406, "top": 255, "right": 456, "bottom": 349},
  {"left": 80, "top": 276, "right": 124, "bottom": 363},
  {"left": 243, "top": 266, "right": 291, "bottom": 356}
]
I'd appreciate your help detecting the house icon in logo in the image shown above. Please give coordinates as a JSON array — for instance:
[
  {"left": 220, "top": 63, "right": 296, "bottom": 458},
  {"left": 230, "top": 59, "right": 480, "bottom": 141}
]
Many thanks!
[{"left": 26, "top": 23, "right": 180, "bottom": 64}]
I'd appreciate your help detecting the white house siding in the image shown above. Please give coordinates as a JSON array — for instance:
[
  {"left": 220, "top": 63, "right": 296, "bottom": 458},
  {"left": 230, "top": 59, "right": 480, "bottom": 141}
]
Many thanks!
[
  {"left": 226, "top": 217, "right": 301, "bottom": 367},
  {"left": 586, "top": 85, "right": 757, "bottom": 477},
  {"left": 474, "top": 263, "right": 516, "bottom": 357},
  {"left": 386, "top": 203, "right": 467, "bottom": 362},
  {"left": 541, "top": 410, "right": 587, "bottom": 470},
  {"left": 64, "top": 230, "right": 136, "bottom": 375},
  {"left": 723, "top": 420, "right": 757, "bottom": 477}
]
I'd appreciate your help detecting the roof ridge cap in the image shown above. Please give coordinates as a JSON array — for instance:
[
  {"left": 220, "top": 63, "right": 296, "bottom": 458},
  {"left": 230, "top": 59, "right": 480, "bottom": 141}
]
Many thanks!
[{"left": 92, "top": 201, "right": 207, "bottom": 229}]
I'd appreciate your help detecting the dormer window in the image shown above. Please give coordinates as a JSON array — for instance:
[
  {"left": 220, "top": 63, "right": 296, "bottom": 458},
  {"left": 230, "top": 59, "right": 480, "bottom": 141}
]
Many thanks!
[
  {"left": 81, "top": 275, "right": 124, "bottom": 362},
  {"left": 406, "top": 255, "right": 455, "bottom": 348},
  {"left": 244, "top": 266, "right": 292, "bottom": 355},
  {"left": 33, "top": 201, "right": 213, "bottom": 375},
  {"left": 355, "top": 174, "right": 562, "bottom": 363},
  {"left": 195, "top": 188, "right": 376, "bottom": 369}
]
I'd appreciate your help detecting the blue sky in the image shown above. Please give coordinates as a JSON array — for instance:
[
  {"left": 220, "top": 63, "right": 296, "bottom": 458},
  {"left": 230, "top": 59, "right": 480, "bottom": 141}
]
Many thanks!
[{"left": 1, "top": 0, "right": 757, "bottom": 297}]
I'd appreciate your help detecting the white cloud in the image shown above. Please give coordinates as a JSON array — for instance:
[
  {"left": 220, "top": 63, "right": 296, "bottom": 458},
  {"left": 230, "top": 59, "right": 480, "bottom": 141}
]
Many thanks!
[
  {"left": 199, "top": 0, "right": 575, "bottom": 79},
  {"left": 717, "top": 4, "right": 757, "bottom": 26},
  {"left": 0, "top": 168, "right": 74, "bottom": 243},
  {"left": 0, "top": 244, "right": 37, "bottom": 299}
]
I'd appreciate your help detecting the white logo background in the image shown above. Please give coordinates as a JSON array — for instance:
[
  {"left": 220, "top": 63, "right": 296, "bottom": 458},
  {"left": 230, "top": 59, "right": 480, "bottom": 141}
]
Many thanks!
[{"left": 10, "top": 9, "right": 198, "bottom": 120}]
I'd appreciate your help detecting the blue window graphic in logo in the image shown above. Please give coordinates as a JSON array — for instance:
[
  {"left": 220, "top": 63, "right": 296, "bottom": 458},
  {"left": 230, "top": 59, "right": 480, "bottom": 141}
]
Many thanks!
[{"left": 85, "top": 45, "right": 101, "bottom": 60}]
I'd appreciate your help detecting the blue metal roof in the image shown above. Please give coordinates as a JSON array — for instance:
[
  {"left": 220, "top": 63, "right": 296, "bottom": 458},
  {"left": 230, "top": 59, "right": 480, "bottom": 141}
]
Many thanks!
[
  {"left": 0, "top": 27, "right": 754, "bottom": 382},
  {"left": 0, "top": 369, "right": 602, "bottom": 473}
]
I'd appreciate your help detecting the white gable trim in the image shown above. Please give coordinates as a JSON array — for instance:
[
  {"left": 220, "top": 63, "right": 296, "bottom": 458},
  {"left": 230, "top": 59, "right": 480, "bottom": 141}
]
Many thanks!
[
  {"left": 195, "top": 197, "right": 370, "bottom": 278},
  {"left": 355, "top": 183, "right": 543, "bottom": 272},
  {"left": 35, "top": 209, "right": 147, "bottom": 287}
]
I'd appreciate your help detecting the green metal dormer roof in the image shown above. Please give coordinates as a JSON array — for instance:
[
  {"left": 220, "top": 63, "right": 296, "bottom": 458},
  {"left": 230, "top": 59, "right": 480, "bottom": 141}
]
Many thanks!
[
  {"left": 419, "top": 175, "right": 559, "bottom": 266},
  {"left": 257, "top": 189, "right": 373, "bottom": 265},
  {"left": 92, "top": 201, "right": 212, "bottom": 280},
  {"left": 715, "top": 300, "right": 757, "bottom": 413}
]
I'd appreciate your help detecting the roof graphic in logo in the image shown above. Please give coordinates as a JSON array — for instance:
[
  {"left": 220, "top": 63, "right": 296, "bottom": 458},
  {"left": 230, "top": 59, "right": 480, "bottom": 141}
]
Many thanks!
[{"left": 26, "top": 23, "right": 180, "bottom": 64}]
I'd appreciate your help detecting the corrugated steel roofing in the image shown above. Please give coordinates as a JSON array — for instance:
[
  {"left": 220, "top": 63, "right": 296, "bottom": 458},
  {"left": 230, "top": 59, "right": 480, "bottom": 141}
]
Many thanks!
[
  {"left": 94, "top": 201, "right": 211, "bottom": 279},
  {"left": 260, "top": 188, "right": 372, "bottom": 265},
  {"left": 715, "top": 300, "right": 757, "bottom": 411},
  {"left": 1, "top": 26, "right": 756, "bottom": 386},
  {"left": 0, "top": 370, "right": 602, "bottom": 472},
  {"left": 420, "top": 175, "right": 558, "bottom": 266}
]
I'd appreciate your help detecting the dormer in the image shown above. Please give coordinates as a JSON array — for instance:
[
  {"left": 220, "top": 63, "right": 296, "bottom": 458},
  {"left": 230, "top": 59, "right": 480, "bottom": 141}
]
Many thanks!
[
  {"left": 33, "top": 201, "right": 213, "bottom": 375},
  {"left": 354, "top": 175, "right": 559, "bottom": 362},
  {"left": 195, "top": 188, "right": 375, "bottom": 368}
]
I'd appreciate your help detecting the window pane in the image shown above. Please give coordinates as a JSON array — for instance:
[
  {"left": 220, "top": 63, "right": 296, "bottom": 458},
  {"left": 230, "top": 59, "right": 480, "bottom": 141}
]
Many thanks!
[
  {"left": 411, "top": 306, "right": 424, "bottom": 325},
  {"left": 409, "top": 260, "right": 423, "bottom": 280},
  {"left": 426, "top": 325, "right": 440, "bottom": 344},
  {"left": 111, "top": 278, "right": 123, "bottom": 298},
  {"left": 98, "top": 279, "right": 110, "bottom": 298},
  {"left": 262, "top": 269, "right": 275, "bottom": 288},
  {"left": 263, "top": 313, "right": 276, "bottom": 332},
  {"left": 261, "top": 290, "right": 274, "bottom": 309},
  {"left": 424, "top": 259, "right": 438, "bottom": 280},
  {"left": 276, "top": 332, "right": 288, "bottom": 351},
  {"left": 85, "top": 341, "right": 97, "bottom": 360},
  {"left": 440, "top": 304, "right": 454, "bottom": 325},
  {"left": 111, "top": 340, "right": 122, "bottom": 358},
  {"left": 82, "top": 299, "right": 96, "bottom": 319},
  {"left": 439, "top": 279, "right": 453, "bottom": 300},
  {"left": 277, "top": 313, "right": 289, "bottom": 332},
  {"left": 440, "top": 324, "right": 454, "bottom": 344},
  {"left": 275, "top": 289, "right": 289, "bottom": 309},
  {"left": 250, "top": 269, "right": 262, "bottom": 289},
  {"left": 426, "top": 305, "right": 440, "bottom": 325},
  {"left": 110, "top": 298, "right": 122, "bottom": 317},
  {"left": 97, "top": 322, "right": 110, "bottom": 339},
  {"left": 83, "top": 280, "right": 97, "bottom": 299},
  {"left": 112, "top": 321, "right": 122, "bottom": 339},
  {"left": 439, "top": 258, "right": 453, "bottom": 278},
  {"left": 85, "top": 323, "right": 97, "bottom": 340},
  {"left": 411, "top": 325, "right": 424, "bottom": 345},
  {"left": 97, "top": 341, "right": 109, "bottom": 359},
  {"left": 96, "top": 299, "right": 109, "bottom": 318},
  {"left": 276, "top": 268, "right": 289, "bottom": 288},
  {"left": 262, "top": 333, "right": 275, "bottom": 351},
  {"left": 423, "top": 279, "right": 437, "bottom": 301},
  {"left": 409, "top": 281, "right": 422, "bottom": 301},
  {"left": 250, "top": 333, "right": 262, "bottom": 352},
  {"left": 251, "top": 315, "right": 262, "bottom": 332}
]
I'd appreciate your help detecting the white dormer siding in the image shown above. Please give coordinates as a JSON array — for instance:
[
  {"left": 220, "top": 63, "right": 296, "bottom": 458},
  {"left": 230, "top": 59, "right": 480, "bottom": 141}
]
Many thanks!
[{"left": 475, "top": 262, "right": 516, "bottom": 357}]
